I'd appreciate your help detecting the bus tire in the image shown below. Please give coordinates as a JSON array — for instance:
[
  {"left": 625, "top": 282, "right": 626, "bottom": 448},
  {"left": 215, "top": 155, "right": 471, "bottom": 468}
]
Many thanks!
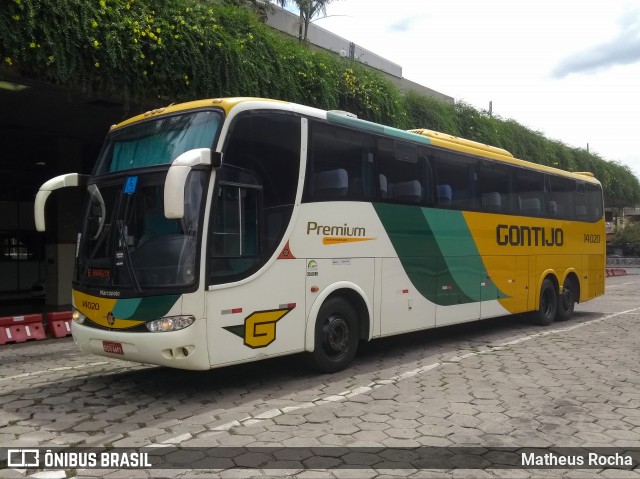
[
  {"left": 309, "top": 296, "right": 359, "bottom": 373},
  {"left": 533, "top": 278, "right": 557, "bottom": 326},
  {"left": 556, "top": 277, "right": 577, "bottom": 322}
]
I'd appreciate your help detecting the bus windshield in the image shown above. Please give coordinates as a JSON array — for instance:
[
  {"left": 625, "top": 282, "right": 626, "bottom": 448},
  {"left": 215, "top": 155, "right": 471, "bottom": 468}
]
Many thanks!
[
  {"left": 75, "top": 171, "right": 207, "bottom": 295},
  {"left": 95, "top": 109, "right": 221, "bottom": 174}
]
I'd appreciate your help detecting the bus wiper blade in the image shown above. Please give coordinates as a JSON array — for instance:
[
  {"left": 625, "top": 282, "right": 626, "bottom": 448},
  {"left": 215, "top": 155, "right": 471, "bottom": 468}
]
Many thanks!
[{"left": 117, "top": 220, "right": 141, "bottom": 292}]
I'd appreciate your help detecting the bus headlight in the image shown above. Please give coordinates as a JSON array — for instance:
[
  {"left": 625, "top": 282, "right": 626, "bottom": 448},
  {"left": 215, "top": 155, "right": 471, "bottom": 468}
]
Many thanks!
[
  {"left": 72, "top": 309, "right": 86, "bottom": 324},
  {"left": 146, "top": 315, "right": 195, "bottom": 332}
]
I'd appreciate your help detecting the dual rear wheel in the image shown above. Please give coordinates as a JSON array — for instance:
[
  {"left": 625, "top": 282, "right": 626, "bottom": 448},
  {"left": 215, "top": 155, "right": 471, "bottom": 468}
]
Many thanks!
[{"left": 533, "top": 277, "right": 577, "bottom": 325}]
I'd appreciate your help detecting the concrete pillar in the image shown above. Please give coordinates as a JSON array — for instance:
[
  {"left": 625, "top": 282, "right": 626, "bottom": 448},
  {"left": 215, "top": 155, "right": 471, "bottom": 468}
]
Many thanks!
[{"left": 45, "top": 138, "right": 84, "bottom": 307}]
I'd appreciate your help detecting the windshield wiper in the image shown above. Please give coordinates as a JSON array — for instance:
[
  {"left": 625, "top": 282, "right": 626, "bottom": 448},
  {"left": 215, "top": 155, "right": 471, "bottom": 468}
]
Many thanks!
[{"left": 116, "top": 219, "right": 142, "bottom": 292}]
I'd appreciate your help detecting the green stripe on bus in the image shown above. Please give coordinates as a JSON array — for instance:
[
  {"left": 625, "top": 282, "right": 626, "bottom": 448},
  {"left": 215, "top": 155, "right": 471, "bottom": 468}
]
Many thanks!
[
  {"left": 374, "top": 203, "right": 473, "bottom": 306},
  {"left": 112, "top": 297, "right": 142, "bottom": 319},
  {"left": 127, "top": 295, "right": 180, "bottom": 321},
  {"left": 422, "top": 209, "right": 505, "bottom": 301},
  {"left": 327, "top": 112, "right": 431, "bottom": 145},
  {"left": 374, "top": 204, "right": 506, "bottom": 305}
]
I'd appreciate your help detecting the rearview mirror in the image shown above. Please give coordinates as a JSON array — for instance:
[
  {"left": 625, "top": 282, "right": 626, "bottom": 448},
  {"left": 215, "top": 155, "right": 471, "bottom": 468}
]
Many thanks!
[
  {"left": 34, "top": 173, "right": 88, "bottom": 231},
  {"left": 164, "top": 148, "right": 214, "bottom": 219}
]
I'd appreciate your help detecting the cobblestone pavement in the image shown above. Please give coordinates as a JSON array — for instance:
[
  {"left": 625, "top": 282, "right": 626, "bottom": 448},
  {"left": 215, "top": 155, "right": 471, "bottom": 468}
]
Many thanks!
[{"left": 1, "top": 275, "right": 640, "bottom": 478}]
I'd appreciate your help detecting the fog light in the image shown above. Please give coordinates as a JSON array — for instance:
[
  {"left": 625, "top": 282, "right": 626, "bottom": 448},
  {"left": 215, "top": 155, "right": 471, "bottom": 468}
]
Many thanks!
[
  {"left": 146, "top": 315, "right": 195, "bottom": 332},
  {"left": 72, "top": 309, "right": 86, "bottom": 324}
]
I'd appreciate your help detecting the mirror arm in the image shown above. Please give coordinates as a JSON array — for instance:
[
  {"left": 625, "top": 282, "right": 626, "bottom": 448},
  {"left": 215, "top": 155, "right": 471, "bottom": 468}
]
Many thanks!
[{"left": 34, "top": 173, "right": 88, "bottom": 232}]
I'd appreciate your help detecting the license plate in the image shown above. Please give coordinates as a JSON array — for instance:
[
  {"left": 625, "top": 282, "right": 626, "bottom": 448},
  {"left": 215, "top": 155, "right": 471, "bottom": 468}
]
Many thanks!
[{"left": 103, "top": 340, "right": 124, "bottom": 355}]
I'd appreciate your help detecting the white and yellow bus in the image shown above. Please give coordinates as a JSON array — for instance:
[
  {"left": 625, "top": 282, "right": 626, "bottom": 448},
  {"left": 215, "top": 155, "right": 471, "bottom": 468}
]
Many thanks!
[{"left": 35, "top": 98, "right": 605, "bottom": 372}]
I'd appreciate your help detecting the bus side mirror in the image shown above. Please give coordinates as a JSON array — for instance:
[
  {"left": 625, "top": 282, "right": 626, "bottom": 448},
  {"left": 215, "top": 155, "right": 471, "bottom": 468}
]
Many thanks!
[
  {"left": 165, "top": 148, "right": 214, "bottom": 219},
  {"left": 34, "top": 173, "right": 88, "bottom": 232}
]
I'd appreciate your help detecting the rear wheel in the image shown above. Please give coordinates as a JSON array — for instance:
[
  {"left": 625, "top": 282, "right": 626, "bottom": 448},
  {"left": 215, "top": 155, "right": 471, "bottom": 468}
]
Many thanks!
[
  {"left": 533, "top": 278, "right": 557, "bottom": 326},
  {"left": 310, "top": 296, "right": 359, "bottom": 373},
  {"left": 556, "top": 277, "right": 577, "bottom": 321}
]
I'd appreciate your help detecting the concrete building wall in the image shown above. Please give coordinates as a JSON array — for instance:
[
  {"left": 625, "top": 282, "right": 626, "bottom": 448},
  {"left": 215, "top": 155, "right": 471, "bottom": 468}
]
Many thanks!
[{"left": 265, "top": 5, "right": 454, "bottom": 104}]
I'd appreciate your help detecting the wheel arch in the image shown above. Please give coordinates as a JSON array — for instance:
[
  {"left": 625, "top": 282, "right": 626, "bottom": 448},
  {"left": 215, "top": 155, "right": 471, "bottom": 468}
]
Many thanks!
[
  {"left": 305, "top": 282, "right": 372, "bottom": 353},
  {"left": 561, "top": 270, "right": 581, "bottom": 304},
  {"left": 535, "top": 269, "right": 559, "bottom": 307}
]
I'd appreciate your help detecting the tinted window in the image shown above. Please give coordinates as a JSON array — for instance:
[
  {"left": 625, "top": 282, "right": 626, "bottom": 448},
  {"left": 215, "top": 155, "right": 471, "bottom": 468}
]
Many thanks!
[
  {"left": 223, "top": 112, "right": 300, "bottom": 209},
  {"left": 377, "top": 139, "right": 432, "bottom": 205},
  {"left": 548, "top": 175, "right": 575, "bottom": 219},
  {"left": 304, "top": 122, "right": 374, "bottom": 201},
  {"left": 433, "top": 150, "right": 477, "bottom": 209},
  {"left": 208, "top": 112, "right": 301, "bottom": 284},
  {"left": 587, "top": 183, "right": 603, "bottom": 221},
  {"left": 97, "top": 110, "right": 222, "bottom": 174},
  {"left": 477, "top": 161, "right": 511, "bottom": 214},
  {"left": 515, "top": 169, "right": 545, "bottom": 217}
]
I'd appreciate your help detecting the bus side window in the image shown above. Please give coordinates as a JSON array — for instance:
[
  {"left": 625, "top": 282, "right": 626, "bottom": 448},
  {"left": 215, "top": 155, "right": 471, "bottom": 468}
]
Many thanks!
[
  {"left": 312, "top": 168, "right": 349, "bottom": 198},
  {"left": 377, "top": 138, "right": 429, "bottom": 204},
  {"left": 515, "top": 169, "right": 545, "bottom": 217},
  {"left": 210, "top": 184, "right": 260, "bottom": 277},
  {"left": 433, "top": 150, "right": 476, "bottom": 210},
  {"left": 437, "top": 184, "right": 452, "bottom": 206},
  {"left": 304, "top": 122, "right": 374, "bottom": 202},
  {"left": 477, "top": 161, "right": 510, "bottom": 214},
  {"left": 211, "top": 111, "right": 300, "bottom": 285},
  {"left": 548, "top": 175, "right": 575, "bottom": 220},
  {"left": 575, "top": 183, "right": 589, "bottom": 220},
  {"left": 587, "top": 183, "right": 603, "bottom": 221}
]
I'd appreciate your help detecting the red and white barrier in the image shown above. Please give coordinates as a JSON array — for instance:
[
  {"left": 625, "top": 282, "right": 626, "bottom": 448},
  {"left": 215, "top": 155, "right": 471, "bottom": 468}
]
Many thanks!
[
  {"left": 46, "top": 311, "right": 73, "bottom": 338},
  {"left": 606, "top": 268, "right": 627, "bottom": 277},
  {"left": 0, "top": 314, "right": 46, "bottom": 345}
]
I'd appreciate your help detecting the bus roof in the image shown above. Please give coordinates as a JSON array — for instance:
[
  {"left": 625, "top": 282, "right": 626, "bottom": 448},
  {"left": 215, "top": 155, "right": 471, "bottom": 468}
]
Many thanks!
[
  {"left": 109, "top": 97, "right": 601, "bottom": 186},
  {"left": 109, "top": 97, "right": 288, "bottom": 131},
  {"left": 410, "top": 128, "right": 514, "bottom": 159}
]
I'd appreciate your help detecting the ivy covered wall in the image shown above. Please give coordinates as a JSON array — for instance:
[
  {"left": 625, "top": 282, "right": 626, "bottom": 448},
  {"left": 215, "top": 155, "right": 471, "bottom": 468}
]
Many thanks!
[{"left": 2, "top": 0, "right": 638, "bottom": 206}]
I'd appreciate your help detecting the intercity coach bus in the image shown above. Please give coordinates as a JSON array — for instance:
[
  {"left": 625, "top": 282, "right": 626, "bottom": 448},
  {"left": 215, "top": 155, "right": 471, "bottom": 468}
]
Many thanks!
[{"left": 34, "top": 98, "right": 605, "bottom": 372}]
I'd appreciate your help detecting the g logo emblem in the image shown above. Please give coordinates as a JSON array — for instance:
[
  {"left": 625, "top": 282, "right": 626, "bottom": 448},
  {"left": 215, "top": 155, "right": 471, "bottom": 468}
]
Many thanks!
[{"left": 224, "top": 308, "right": 293, "bottom": 349}]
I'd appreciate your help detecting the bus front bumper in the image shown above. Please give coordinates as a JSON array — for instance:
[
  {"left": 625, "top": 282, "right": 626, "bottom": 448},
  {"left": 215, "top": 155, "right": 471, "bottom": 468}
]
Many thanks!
[{"left": 71, "top": 319, "right": 210, "bottom": 370}]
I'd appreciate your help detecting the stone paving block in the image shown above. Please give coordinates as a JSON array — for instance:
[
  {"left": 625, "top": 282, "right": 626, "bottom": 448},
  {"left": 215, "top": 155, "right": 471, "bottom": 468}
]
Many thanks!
[
  {"left": 447, "top": 413, "right": 481, "bottom": 428},
  {"left": 5, "top": 280, "right": 640, "bottom": 478},
  {"left": 111, "top": 436, "right": 152, "bottom": 447}
]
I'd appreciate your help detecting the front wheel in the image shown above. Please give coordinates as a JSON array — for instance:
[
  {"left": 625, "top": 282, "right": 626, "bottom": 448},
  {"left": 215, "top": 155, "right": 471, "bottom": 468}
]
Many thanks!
[
  {"left": 532, "top": 278, "right": 557, "bottom": 326},
  {"left": 556, "top": 277, "right": 577, "bottom": 322},
  {"left": 309, "top": 297, "right": 359, "bottom": 373}
]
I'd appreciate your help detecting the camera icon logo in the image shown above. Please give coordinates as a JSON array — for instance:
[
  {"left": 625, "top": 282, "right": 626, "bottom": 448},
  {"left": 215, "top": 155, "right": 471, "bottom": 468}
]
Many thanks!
[{"left": 7, "top": 449, "right": 40, "bottom": 468}]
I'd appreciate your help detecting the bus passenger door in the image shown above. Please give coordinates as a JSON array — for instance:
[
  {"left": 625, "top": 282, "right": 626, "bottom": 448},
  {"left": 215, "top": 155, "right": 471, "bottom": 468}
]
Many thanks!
[{"left": 205, "top": 182, "right": 307, "bottom": 367}]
